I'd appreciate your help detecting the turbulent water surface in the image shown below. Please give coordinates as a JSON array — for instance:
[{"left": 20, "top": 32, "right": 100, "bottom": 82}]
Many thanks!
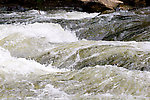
[{"left": 0, "top": 7, "right": 150, "bottom": 99}]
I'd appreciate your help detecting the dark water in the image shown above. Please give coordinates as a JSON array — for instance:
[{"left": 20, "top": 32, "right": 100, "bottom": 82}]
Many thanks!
[
  {"left": 58, "top": 7, "right": 150, "bottom": 41},
  {"left": 0, "top": 7, "right": 150, "bottom": 42}
]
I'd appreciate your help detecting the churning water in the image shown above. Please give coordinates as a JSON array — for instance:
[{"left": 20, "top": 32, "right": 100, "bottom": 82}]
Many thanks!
[{"left": 0, "top": 7, "right": 150, "bottom": 99}]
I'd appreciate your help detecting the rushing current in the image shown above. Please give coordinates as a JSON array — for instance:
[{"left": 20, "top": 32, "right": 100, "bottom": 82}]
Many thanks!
[{"left": 0, "top": 7, "right": 150, "bottom": 99}]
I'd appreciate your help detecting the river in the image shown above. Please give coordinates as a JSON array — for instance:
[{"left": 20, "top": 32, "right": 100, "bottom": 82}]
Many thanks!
[{"left": 0, "top": 7, "right": 150, "bottom": 99}]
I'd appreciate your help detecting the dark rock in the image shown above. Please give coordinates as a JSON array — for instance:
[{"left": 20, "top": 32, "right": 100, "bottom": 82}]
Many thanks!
[
  {"left": 120, "top": 0, "right": 146, "bottom": 7},
  {"left": 81, "top": 2, "right": 110, "bottom": 12},
  {"left": 0, "top": 0, "right": 149, "bottom": 12},
  {"left": 80, "top": 0, "right": 123, "bottom": 9},
  {"left": 0, "top": 4, "right": 27, "bottom": 11}
]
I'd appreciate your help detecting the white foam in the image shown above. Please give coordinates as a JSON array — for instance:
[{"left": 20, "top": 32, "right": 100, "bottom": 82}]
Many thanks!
[
  {"left": 0, "top": 23, "right": 78, "bottom": 43},
  {"left": 0, "top": 47, "right": 69, "bottom": 99},
  {"left": 40, "top": 11, "right": 99, "bottom": 20},
  {"left": 0, "top": 47, "right": 67, "bottom": 79},
  {"left": 29, "top": 84, "right": 70, "bottom": 100},
  {"left": 80, "top": 40, "right": 150, "bottom": 52},
  {"left": 1, "top": 10, "right": 99, "bottom": 21}
]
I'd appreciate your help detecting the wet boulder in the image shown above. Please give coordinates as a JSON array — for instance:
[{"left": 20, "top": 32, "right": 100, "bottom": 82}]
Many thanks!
[
  {"left": 80, "top": 0, "right": 123, "bottom": 10},
  {"left": 80, "top": 0, "right": 149, "bottom": 12}
]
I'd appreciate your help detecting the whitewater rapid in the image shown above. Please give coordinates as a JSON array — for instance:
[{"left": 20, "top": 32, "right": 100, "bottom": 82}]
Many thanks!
[
  {"left": 0, "top": 9, "right": 150, "bottom": 99},
  {"left": 0, "top": 23, "right": 78, "bottom": 43},
  {"left": 0, "top": 10, "right": 100, "bottom": 99}
]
